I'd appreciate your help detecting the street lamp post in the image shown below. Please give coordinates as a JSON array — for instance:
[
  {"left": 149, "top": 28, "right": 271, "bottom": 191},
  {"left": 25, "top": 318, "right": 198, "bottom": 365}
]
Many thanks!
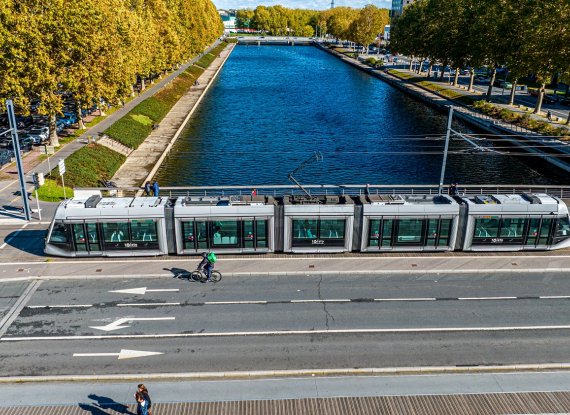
[{"left": 6, "top": 99, "right": 31, "bottom": 220}]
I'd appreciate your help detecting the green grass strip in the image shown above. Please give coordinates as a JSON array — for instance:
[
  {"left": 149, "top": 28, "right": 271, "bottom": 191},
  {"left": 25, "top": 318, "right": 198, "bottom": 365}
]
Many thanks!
[{"left": 36, "top": 178, "right": 74, "bottom": 202}]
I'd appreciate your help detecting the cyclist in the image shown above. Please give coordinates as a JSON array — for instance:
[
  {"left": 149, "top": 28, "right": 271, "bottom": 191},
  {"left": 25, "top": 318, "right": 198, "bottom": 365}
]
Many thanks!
[{"left": 197, "top": 251, "right": 217, "bottom": 282}]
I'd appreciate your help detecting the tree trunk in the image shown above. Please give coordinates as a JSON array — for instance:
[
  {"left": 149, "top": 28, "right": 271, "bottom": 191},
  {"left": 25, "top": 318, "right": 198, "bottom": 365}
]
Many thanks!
[
  {"left": 439, "top": 60, "right": 447, "bottom": 81},
  {"left": 130, "top": 84, "right": 136, "bottom": 97},
  {"left": 533, "top": 83, "right": 546, "bottom": 114},
  {"left": 49, "top": 114, "right": 59, "bottom": 147},
  {"left": 140, "top": 78, "right": 146, "bottom": 91},
  {"left": 468, "top": 68, "right": 475, "bottom": 92},
  {"left": 508, "top": 79, "right": 517, "bottom": 105},
  {"left": 408, "top": 58, "right": 413, "bottom": 71},
  {"left": 75, "top": 100, "right": 85, "bottom": 130},
  {"left": 452, "top": 67, "right": 460, "bottom": 86},
  {"left": 427, "top": 64, "right": 432, "bottom": 79},
  {"left": 566, "top": 111, "right": 570, "bottom": 125},
  {"left": 486, "top": 67, "right": 497, "bottom": 101}
]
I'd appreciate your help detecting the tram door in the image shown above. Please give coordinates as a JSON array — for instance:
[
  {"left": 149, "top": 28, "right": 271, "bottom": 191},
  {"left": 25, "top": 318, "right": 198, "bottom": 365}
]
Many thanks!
[{"left": 71, "top": 223, "right": 101, "bottom": 253}]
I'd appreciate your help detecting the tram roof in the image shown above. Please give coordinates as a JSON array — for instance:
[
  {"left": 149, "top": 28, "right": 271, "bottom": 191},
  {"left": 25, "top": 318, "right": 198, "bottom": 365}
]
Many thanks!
[{"left": 462, "top": 193, "right": 559, "bottom": 205}]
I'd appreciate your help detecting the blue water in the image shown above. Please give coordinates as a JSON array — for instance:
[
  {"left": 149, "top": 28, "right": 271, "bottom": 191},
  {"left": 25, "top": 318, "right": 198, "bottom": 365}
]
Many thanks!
[{"left": 156, "top": 46, "right": 563, "bottom": 186}]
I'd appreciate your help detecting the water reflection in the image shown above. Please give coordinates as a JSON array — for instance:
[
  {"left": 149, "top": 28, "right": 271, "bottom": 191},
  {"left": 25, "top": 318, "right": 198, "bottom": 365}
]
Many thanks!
[{"left": 156, "top": 46, "right": 565, "bottom": 186}]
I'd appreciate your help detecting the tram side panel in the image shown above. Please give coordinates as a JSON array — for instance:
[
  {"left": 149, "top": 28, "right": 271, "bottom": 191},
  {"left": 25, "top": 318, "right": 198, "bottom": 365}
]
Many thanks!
[
  {"left": 173, "top": 200, "right": 276, "bottom": 254},
  {"left": 282, "top": 204, "right": 355, "bottom": 253},
  {"left": 360, "top": 198, "right": 460, "bottom": 252},
  {"left": 45, "top": 197, "right": 169, "bottom": 257},
  {"left": 462, "top": 197, "right": 570, "bottom": 251}
]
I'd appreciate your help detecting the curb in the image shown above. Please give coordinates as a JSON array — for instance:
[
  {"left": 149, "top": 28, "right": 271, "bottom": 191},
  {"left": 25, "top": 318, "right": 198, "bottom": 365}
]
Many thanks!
[{"left": 2, "top": 364, "right": 570, "bottom": 384}]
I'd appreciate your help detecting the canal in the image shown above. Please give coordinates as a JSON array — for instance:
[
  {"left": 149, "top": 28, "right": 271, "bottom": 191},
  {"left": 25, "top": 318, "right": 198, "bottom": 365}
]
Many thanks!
[{"left": 156, "top": 45, "right": 564, "bottom": 186}]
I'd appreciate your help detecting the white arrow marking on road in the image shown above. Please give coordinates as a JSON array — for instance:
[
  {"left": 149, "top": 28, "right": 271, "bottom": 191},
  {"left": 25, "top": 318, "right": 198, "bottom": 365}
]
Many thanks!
[
  {"left": 90, "top": 317, "right": 175, "bottom": 332},
  {"left": 73, "top": 349, "right": 163, "bottom": 360},
  {"left": 109, "top": 287, "right": 179, "bottom": 295}
]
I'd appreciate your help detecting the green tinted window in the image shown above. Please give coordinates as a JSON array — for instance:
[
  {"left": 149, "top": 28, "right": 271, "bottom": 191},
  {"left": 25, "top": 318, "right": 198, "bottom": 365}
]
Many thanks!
[
  {"left": 131, "top": 220, "right": 157, "bottom": 242},
  {"left": 320, "top": 219, "right": 345, "bottom": 239}
]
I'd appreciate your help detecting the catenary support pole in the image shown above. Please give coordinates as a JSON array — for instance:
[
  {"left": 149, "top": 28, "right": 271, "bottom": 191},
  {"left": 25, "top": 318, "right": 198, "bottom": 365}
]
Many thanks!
[
  {"left": 6, "top": 99, "right": 31, "bottom": 220},
  {"left": 438, "top": 105, "right": 454, "bottom": 196}
]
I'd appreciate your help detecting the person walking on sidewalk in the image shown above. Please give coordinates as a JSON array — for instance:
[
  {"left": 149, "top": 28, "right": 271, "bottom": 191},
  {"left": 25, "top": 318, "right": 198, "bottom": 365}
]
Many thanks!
[
  {"left": 136, "top": 384, "right": 152, "bottom": 415},
  {"left": 144, "top": 181, "right": 151, "bottom": 196},
  {"left": 135, "top": 391, "right": 149, "bottom": 415}
]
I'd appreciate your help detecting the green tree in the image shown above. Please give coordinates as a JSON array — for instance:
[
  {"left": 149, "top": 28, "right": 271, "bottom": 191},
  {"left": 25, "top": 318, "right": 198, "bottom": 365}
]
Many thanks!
[{"left": 348, "top": 5, "right": 389, "bottom": 52}]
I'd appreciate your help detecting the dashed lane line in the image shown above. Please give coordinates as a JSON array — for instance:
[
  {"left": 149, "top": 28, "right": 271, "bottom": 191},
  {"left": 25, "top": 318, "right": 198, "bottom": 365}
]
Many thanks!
[
  {"left": 21, "top": 295, "right": 570, "bottom": 310},
  {"left": 5, "top": 325, "right": 570, "bottom": 342}
]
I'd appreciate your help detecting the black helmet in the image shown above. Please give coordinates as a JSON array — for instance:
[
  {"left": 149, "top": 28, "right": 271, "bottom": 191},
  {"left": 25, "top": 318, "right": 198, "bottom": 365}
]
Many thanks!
[{"left": 202, "top": 252, "right": 208, "bottom": 258}]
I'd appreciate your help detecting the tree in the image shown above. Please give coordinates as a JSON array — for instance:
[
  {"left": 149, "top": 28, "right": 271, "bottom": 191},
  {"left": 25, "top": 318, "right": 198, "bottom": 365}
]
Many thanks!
[{"left": 348, "top": 5, "right": 389, "bottom": 52}]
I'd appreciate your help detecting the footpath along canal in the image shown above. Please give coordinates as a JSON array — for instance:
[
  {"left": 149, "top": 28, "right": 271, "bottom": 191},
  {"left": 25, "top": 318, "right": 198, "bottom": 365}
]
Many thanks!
[{"left": 155, "top": 45, "right": 566, "bottom": 186}]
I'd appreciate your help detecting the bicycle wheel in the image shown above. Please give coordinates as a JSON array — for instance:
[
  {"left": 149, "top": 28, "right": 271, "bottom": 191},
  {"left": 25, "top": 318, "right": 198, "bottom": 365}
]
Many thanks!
[
  {"left": 191, "top": 270, "right": 205, "bottom": 282},
  {"left": 210, "top": 271, "right": 222, "bottom": 283}
]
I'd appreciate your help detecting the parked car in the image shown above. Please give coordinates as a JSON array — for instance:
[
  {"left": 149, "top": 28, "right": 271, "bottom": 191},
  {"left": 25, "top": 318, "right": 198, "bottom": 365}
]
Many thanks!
[
  {"left": 27, "top": 126, "right": 49, "bottom": 143},
  {"left": 57, "top": 113, "right": 78, "bottom": 126},
  {"left": 475, "top": 76, "right": 490, "bottom": 84},
  {"left": 559, "top": 97, "right": 570, "bottom": 106},
  {"left": 544, "top": 95, "right": 558, "bottom": 104}
]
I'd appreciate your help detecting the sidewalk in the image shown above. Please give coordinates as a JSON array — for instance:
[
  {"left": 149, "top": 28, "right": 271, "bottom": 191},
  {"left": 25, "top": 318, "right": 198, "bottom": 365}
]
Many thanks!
[{"left": 3, "top": 372, "right": 570, "bottom": 414}]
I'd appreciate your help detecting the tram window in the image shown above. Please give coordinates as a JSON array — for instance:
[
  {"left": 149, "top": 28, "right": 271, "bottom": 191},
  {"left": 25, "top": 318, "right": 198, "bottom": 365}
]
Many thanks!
[
  {"left": 320, "top": 219, "right": 345, "bottom": 239},
  {"left": 539, "top": 218, "right": 553, "bottom": 245},
  {"left": 526, "top": 218, "right": 540, "bottom": 245},
  {"left": 212, "top": 220, "right": 239, "bottom": 246},
  {"left": 49, "top": 222, "right": 70, "bottom": 247},
  {"left": 369, "top": 219, "right": 381, "bottom": 246},
  {"left": 438, "top": 219, "right": 452, "bottom": 247},
  {"left": 396, "top": 219, "right": 423, "bottom": 245},
  {"left": 182, "top": 221, "right": 195, "bottom": 250},
  {"left": 86, "top": 223, "right": 100, "bottom": 251},
  {"left": 474, "top": 217, "right": 499, "bottom": 239},
  {"left": 72, "top": 224, "right": 87, "bottom": 252},
  {"left": 554, "top": 217, "right": 570, "bottom": 243},
  {"left": 293, "top": 219, "right": 317, "bottom": 239},
  {"left": 196, "top": 221, "right": 208, "bottom": 249},
  {"left": 426, "top": 219, "right": 438, "bottom": 246},
  {"left": 500, "top": 218, "right": 525, "bottom": 239},
  {"left": 102, "top": 222, "right": 130, "bottom": 246},
  {"left": 131, "top": 220, "right": 157, "bottom": 243},
  {"left": 256, "top": 219, "right": 267, "bottom": 248},
  {"left": 244, "top": 220, "right": 254, "bottom": 248},
  {"left": 381, "top": 219, "right": 393, "bottom": 247}
]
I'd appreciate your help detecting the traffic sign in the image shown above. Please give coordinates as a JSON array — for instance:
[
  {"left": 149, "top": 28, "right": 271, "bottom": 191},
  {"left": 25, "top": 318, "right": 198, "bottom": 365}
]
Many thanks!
[{"left": 58, "top": 159, "right": 66, "bottom": 175}]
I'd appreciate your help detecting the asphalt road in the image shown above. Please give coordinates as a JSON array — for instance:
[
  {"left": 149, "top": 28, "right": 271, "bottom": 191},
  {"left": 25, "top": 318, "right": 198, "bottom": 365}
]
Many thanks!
[{"left": 2, "top": 272, "right": 570, "bottom": 377}]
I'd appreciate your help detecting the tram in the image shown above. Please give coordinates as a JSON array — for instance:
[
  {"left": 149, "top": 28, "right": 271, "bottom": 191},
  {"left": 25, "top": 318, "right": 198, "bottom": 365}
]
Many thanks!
[{"left": 44, "top": 192, "right": 570, "bottom": 257}]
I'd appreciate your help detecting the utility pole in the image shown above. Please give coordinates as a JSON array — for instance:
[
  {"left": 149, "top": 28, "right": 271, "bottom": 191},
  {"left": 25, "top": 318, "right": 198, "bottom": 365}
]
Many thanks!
[
  {"left": 6, "top": 99, "right": 31, "bottom": 220},
  {"left": 331, "top": 0, "right": 334, "bottom": 9},
  {"left": 438, "top": 105, "right": 454, "bottom": 196}
]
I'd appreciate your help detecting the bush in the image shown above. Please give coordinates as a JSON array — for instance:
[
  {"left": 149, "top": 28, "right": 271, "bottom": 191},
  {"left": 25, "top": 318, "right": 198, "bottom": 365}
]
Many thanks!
[
  {"left": 52, "top": 144, "right": 126, "bottom": 188},
  {"left": 36, "top": 178, "right": 74, "bottom": 202},
  {"left": 105, "top": 42, "right": 229, "bottom": 149}
]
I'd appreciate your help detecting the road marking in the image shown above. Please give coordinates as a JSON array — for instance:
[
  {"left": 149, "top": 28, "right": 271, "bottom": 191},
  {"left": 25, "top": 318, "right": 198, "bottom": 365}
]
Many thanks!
[
  {"left": 73, "top": 349, "right": 163, "bottom": 360},
  {"left": 458, "top": 297, "right": 517, "bottom": 301},
  {"left": 290, "top": 299, "right": 351, "bottom": 303},
  {"left": 375, "top": 298, "right": 436, "bottom": 302},
  {"left": 90, "top": 316, "right": 175, "bottom": 332},
  {"left": 0, "top": 226, "right": 26, "bottom": 250},
  {"left": 540, "top": 296, "right": 570, "bottom": 299},
  {"left": 0, "top": 280, "right": 42, "bottom": 338},
  {"left": 204, "top": 301, "right": 268, "bottom": 305},
  {"left": 7, "top": 324, "right": 570, "bottom": 342},
  {"left": 117, "top": 302, "right": 180, "bottom": 307},
  {"left": 27, "top": 304, "right": 93, "bottom": 309},
  {"left": 0, "top": 180, "right": 17, "bottom": 193},
  {"left": 110, "top": 287, "right": 180, "bottom": 295}
]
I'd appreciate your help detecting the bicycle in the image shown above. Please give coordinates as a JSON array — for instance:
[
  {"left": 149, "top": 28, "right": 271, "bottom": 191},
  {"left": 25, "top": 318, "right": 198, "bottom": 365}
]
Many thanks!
[{"left": 190, "top": 268, "right": 222, "bottom": 283}]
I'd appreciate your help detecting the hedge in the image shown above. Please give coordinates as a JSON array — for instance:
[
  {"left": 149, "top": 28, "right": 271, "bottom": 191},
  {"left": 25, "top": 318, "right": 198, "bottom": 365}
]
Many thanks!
[
  {"left": 105, "top": 41, "right": 229, "bottom": 150},
  {"left": 52, "top": 144, "right": 126, "bottom": 188}
]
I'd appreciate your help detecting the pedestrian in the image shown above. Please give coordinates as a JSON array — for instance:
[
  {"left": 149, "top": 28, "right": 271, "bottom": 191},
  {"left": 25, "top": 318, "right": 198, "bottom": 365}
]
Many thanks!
[
  {"left": 251, "top": 188, "right": 257, "bottom": 196},
  {"left": 152, "top": 180, "right": 159, "bottom": 197},
  {"left": 144, "top": 181, "right": 151, "bottom": 196},
  {"left": 137, "top": 384, "right": 152, "bottom": 415},
  {"left": 135, "top": 391, "right": 149, "bottom": 415},
  {"left": 448, "top": 182, "right": 458, "bottom": 196},
  {"left": 547, "top": 110, "right": 552, "bottom": 121}
]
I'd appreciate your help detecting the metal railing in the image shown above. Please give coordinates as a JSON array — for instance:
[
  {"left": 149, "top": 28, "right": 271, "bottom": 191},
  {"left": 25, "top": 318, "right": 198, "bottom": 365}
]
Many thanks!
[{"left": 76, "top": 184, "right": 570, "bottom": 200}]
